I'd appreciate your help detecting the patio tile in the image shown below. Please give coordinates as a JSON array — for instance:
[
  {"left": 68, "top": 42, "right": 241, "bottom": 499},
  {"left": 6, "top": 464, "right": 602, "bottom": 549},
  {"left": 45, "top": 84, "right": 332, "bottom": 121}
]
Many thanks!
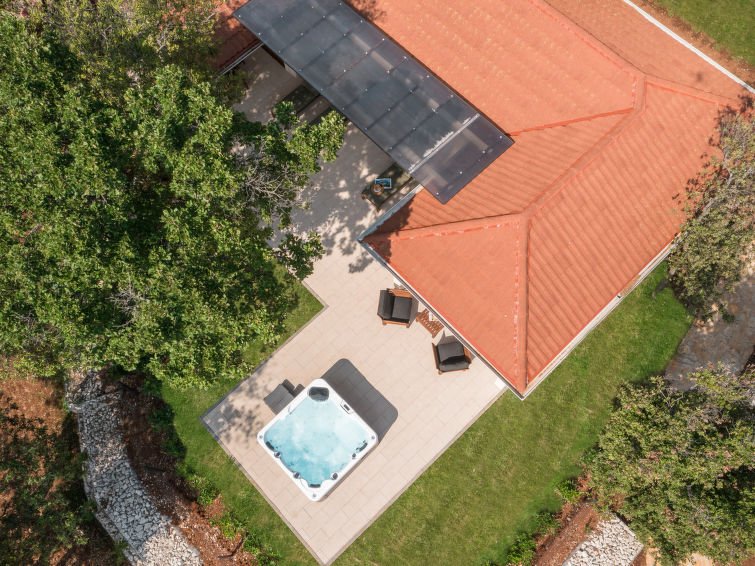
[{"left": 201, "top": 48, "right": 506, "bottom": 566}]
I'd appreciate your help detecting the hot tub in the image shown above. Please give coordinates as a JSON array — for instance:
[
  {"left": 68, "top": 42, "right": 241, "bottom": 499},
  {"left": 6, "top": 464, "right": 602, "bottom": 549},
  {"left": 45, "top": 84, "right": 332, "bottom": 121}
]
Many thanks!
[{"left": 257, "top": 378, "right": 377, "bottom": 501}]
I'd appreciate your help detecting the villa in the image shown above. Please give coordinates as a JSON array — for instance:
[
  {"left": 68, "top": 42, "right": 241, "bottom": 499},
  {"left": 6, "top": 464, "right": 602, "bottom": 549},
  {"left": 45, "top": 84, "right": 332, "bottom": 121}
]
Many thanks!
[{"left": 203, "top": 0, "right": 751, "bottom": 563}]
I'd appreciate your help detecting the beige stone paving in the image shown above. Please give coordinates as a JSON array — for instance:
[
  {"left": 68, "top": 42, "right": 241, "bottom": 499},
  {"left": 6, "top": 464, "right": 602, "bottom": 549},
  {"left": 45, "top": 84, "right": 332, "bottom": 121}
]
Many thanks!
[{"left": 203, "top": 49, "right": 506, "bottom": 565}]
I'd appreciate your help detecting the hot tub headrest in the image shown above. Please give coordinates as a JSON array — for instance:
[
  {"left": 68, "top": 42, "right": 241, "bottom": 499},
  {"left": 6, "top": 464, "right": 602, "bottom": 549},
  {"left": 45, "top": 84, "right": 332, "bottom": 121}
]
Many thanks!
[{"left": 308, "top": 386, "right": 329, "bottom": 401}]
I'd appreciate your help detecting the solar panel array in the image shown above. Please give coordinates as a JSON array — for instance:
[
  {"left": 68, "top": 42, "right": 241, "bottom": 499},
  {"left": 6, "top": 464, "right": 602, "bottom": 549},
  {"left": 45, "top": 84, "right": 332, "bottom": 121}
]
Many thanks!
[{"left": 234, "top": 0, "right": 512, "bottom": 204}]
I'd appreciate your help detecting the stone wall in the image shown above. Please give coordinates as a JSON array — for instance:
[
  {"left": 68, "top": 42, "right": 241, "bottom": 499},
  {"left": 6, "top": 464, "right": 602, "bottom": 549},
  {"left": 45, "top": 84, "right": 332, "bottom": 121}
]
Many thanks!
[{"left": 66, "top": 372, "right": 202, "bottom": 566}]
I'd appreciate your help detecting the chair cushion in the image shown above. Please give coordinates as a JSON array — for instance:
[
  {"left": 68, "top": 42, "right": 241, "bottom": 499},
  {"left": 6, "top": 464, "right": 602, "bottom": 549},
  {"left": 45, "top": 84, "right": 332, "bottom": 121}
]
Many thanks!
[
  {"left": 391, "top": 295, "right": 412, "bottom": 322},
  {"left": 439, "top": 357, "right": 470, "bottom": 372},
  {"left": 378, "top": 290, "right": 395, "bottom": 320},
  {"left": 264, "top": 384, "right": 294, "bottom": 414},
  {"left": 436, "top": 341, "right": 465, "bottom": 362}
]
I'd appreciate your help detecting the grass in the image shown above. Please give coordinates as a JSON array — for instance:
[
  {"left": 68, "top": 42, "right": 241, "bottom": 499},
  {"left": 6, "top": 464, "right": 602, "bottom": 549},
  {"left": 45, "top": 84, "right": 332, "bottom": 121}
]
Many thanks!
[
  {"left": 162, "top": 274, "right": 323, "bottom": 565},
  {"left": 650, "top": 0, "right": 755, "bottom": 65},
  {"left": 163, "top": 263, "right": 690, "bottom": 565},
  {"left": 337, "top": 265, "right": 691, "bottom": 565}
]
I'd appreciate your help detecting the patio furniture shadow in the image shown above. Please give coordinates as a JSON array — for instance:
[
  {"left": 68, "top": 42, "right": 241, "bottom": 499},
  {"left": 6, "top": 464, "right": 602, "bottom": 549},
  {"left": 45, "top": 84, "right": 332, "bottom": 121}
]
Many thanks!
[{"left": 320, "top": 358, "right": 397, "bottom": 441}]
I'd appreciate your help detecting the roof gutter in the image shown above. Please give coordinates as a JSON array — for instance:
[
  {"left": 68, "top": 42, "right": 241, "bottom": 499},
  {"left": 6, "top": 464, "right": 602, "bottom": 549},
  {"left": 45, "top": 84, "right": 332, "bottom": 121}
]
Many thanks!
[
  {"left": 620, "top": 0, "right": 754, "bottom": 94},
  {"left": 521, "top": 237, "right": 676, "bottom": 398},
  {"left": 358, "top": 188, "right": 519, "bottom": 398},
  {"left": 219, "top": 41, "right": 263, "bottom": 76}
]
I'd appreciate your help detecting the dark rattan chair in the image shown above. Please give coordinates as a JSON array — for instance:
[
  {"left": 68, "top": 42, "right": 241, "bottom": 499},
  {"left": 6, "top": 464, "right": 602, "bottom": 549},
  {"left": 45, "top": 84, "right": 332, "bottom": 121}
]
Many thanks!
[
  {"left": 432, "top": 339, "right": 471, "bottom": 374},
  {"left": 377, "top": 289, "right": 414, "bottom": 327}
]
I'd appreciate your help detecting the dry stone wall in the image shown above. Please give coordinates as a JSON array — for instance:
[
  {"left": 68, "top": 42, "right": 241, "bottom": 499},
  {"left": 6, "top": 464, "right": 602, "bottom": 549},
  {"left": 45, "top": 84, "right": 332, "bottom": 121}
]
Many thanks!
[
  {"left": 66, "top": 372, "right": 202, "bottom": 566},
  {"left": 562, "top": 514, "right": 643, "bottom": 566}
]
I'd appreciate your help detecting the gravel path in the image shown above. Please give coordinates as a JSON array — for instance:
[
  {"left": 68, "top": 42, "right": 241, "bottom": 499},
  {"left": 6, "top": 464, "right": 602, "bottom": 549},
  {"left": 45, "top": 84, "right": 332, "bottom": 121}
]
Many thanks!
[
  {"left": 67, "top": 372, "right": 202, "bottom": 566},
  {"left": 562, "top": 515, "right": 643, "bottom": 566}
]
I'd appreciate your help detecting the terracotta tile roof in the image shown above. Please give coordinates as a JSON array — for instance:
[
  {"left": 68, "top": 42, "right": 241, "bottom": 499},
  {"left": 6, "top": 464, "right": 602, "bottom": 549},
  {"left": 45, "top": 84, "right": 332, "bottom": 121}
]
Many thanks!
[
  {"left": 362, "top": 0, "right": 749, "bottom": 395},
  {"left": 215, "top": 0, "right": 259, "bottom": 71}
]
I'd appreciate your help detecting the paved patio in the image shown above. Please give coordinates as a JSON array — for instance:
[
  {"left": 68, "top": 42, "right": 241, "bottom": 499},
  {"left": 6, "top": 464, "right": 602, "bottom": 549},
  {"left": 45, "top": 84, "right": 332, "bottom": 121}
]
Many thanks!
[{"left": 202, "top": 49, "right": 506, "bottom": 565}]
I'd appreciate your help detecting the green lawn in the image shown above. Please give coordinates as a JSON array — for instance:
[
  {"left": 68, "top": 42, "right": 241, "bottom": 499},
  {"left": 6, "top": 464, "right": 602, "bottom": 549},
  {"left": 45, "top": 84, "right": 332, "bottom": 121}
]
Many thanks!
[
  {"left": 163, "top": 264, "right": 690, "bottom": 565},
  {"left": 162, "top": 275, "right": 322, "bottom": 564},
  {"left": 651, "top": 0, "right": 755, "bottom": 65}
]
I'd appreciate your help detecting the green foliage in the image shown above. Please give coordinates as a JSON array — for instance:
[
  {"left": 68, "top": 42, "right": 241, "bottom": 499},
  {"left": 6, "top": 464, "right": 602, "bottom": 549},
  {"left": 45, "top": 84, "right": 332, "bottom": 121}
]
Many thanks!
[
  {"left": 211, "top": 509, "right": 245, "bottom": 540},
  {"left": 499, "top": 512, "right": 559, "bottom": 566},
  {"left": 176, "top": 460, "right": 219, "bottom": 507},
  {"left": 554, "top": 478, "right": 582, "bottom": 503},
  {"left": 533, "top": 511, "right": 560, "bottom": 536},
  {"left": 0, "top": 13, "right": 344, "bottom": 390},
  {"left": 503, "top": 533, "right": 537, "bottom": 566},
  {"left": 111, "top": 539, "right": 129, "bottom": 565},
  {"left": 669, "top": 112, "right": 754, "bottom": 320},
  {"left": 27, "top": 0, "right": 235, "bottom": 103},
  {"left": 586, "top": 368, "right": 755, "bottom": 565},
  {"left": 210, "top": 509, "right": 279, "bottom": 564},
  {"left": 0, "top": 394, "right": 93, "bottom": 564}
]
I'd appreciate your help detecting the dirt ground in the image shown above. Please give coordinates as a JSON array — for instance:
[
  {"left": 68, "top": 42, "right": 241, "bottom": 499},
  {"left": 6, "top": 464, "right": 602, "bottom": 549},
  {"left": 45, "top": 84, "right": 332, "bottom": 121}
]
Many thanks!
[
  {"left": 532, "top": 502, "right": 602, "bottom": 566},
  {"left": 117, "top": 375, "right": 260, "bottom": 566},
  {"left": 0, "top": 372, "right": 114, "bottom": 566}
]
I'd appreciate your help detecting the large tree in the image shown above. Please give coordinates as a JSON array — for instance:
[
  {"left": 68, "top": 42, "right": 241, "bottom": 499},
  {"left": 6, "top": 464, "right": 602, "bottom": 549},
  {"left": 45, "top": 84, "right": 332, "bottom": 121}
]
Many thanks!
[
  {"left": 0, "top": 13, "right": 345, "bottom": 387},
  {"left": 586, "top": 369, "right": 755, "bottom": 565},
  {"left": 668, "top": 111, "right": 754, "bottom": 320}
]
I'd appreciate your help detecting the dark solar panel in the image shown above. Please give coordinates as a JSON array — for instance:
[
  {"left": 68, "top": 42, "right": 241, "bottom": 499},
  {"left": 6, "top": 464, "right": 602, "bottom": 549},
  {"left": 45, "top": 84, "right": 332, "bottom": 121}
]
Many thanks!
[{"left": 234, "top": 0, "right": 513, "bottom": 204}]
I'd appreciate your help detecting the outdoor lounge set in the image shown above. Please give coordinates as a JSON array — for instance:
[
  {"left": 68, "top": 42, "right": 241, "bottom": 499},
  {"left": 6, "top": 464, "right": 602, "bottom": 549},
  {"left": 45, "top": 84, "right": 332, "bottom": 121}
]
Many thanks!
[
  {"left": 377, "top": 288, "right": 471, "bottom": 373},
  {"left": 432, "top": 341, "right": 471, "bottom": 373},
  {"left": 377, "top": 288, "right": 414, "bottom": 327}
]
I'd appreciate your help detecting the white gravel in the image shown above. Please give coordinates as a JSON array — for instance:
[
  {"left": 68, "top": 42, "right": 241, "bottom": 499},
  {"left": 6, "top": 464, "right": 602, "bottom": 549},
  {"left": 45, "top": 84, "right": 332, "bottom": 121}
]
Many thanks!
[
  {"left": 562, "top": 514, "right": 643, "bottom": 566},
  {"left": 67, "top": 371, "right": 202, "bottom": 566}
]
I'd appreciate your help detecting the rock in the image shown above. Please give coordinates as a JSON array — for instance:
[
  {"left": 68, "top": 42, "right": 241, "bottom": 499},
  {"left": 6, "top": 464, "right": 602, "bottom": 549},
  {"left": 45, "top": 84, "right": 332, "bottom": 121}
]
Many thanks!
[
  {"left": 67, "top": 371, "right": 202, "bottom": 566},
  {"left": 562, "top": 515, "right": 643, "bottom": 566}
]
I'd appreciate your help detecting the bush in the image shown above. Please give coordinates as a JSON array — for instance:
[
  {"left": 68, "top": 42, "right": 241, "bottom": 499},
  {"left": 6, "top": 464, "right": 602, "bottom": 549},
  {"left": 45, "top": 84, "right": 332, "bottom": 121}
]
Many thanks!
[
  {"left": 555, "top": 478, "right": 582, "bottom": 503},
  {"left": 211, "top": 510, "right": 244, "bottom": 540},
  {"left": 534, "top": 511, "right": 559, "bottom": 536},
  {"left": 503, "top": 533, "right": 537, "bottom": 566}
]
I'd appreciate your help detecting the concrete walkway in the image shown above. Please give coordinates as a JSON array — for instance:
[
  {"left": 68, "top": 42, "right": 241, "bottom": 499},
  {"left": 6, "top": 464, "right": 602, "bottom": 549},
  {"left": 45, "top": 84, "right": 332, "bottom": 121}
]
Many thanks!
[
  {"left": 202, "top": 49, "right": 506, "bottom": 566},
  {"left": 666, "top": 259, "right": 755, "bottom": 389}
]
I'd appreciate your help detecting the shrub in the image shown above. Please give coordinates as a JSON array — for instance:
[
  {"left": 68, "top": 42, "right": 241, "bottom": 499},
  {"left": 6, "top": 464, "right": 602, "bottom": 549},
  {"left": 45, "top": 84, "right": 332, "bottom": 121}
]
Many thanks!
[
  {"left": 503, "top": 533, "right": 537, "bottom": 566},
  {"left": 534, "top": 511, "right": 559, "bottom": 536},
  {"left": 554, "top": 478, "right": 582, "bottom": 503}
]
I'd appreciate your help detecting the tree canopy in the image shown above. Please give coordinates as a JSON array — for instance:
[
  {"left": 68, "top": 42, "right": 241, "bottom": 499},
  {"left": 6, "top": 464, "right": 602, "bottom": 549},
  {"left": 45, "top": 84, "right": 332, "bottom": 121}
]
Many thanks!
[
  {"left": 586, "top": 369, "right": 755, "bottom": 565},
  {"left": 668, "top": 111, "right": 754, "bottom": 320},
  {"left": 0, "top": 9, "right": 345, "bottom": 388}
]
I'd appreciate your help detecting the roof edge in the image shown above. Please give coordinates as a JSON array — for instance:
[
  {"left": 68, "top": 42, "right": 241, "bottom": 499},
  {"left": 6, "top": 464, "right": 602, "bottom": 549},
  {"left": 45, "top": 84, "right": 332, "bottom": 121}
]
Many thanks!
[
  {"left": 520, "top": 237, "right": 675, "bottom": 399},
  {"left": 618, "top": 0, "right": 754, "bottom": 94}
]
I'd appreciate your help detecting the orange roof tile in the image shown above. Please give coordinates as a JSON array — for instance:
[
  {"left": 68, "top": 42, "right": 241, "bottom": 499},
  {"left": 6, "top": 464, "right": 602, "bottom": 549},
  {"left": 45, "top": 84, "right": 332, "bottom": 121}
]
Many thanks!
[
  {"left": 362, "top": 0, "right": 749, "bottom": 395},
  {"left": 215, "top": 0, "right": 260, "bottom": 71}
]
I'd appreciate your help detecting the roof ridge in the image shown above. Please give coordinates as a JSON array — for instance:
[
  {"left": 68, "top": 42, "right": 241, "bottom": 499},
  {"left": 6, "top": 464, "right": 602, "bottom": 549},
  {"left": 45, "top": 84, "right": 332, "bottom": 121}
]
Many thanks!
[
  {"left": 508, "top": 108, "right": 633, "bottom": 136},
  {"left": 524, "top": 76, "right": 647, "bottom": 216},
  {"left": 645, "top": 75, "right": 743, "bottom": 107},
  {"left": 365, "top": 212, "right": 526, "bottom": 241}
]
